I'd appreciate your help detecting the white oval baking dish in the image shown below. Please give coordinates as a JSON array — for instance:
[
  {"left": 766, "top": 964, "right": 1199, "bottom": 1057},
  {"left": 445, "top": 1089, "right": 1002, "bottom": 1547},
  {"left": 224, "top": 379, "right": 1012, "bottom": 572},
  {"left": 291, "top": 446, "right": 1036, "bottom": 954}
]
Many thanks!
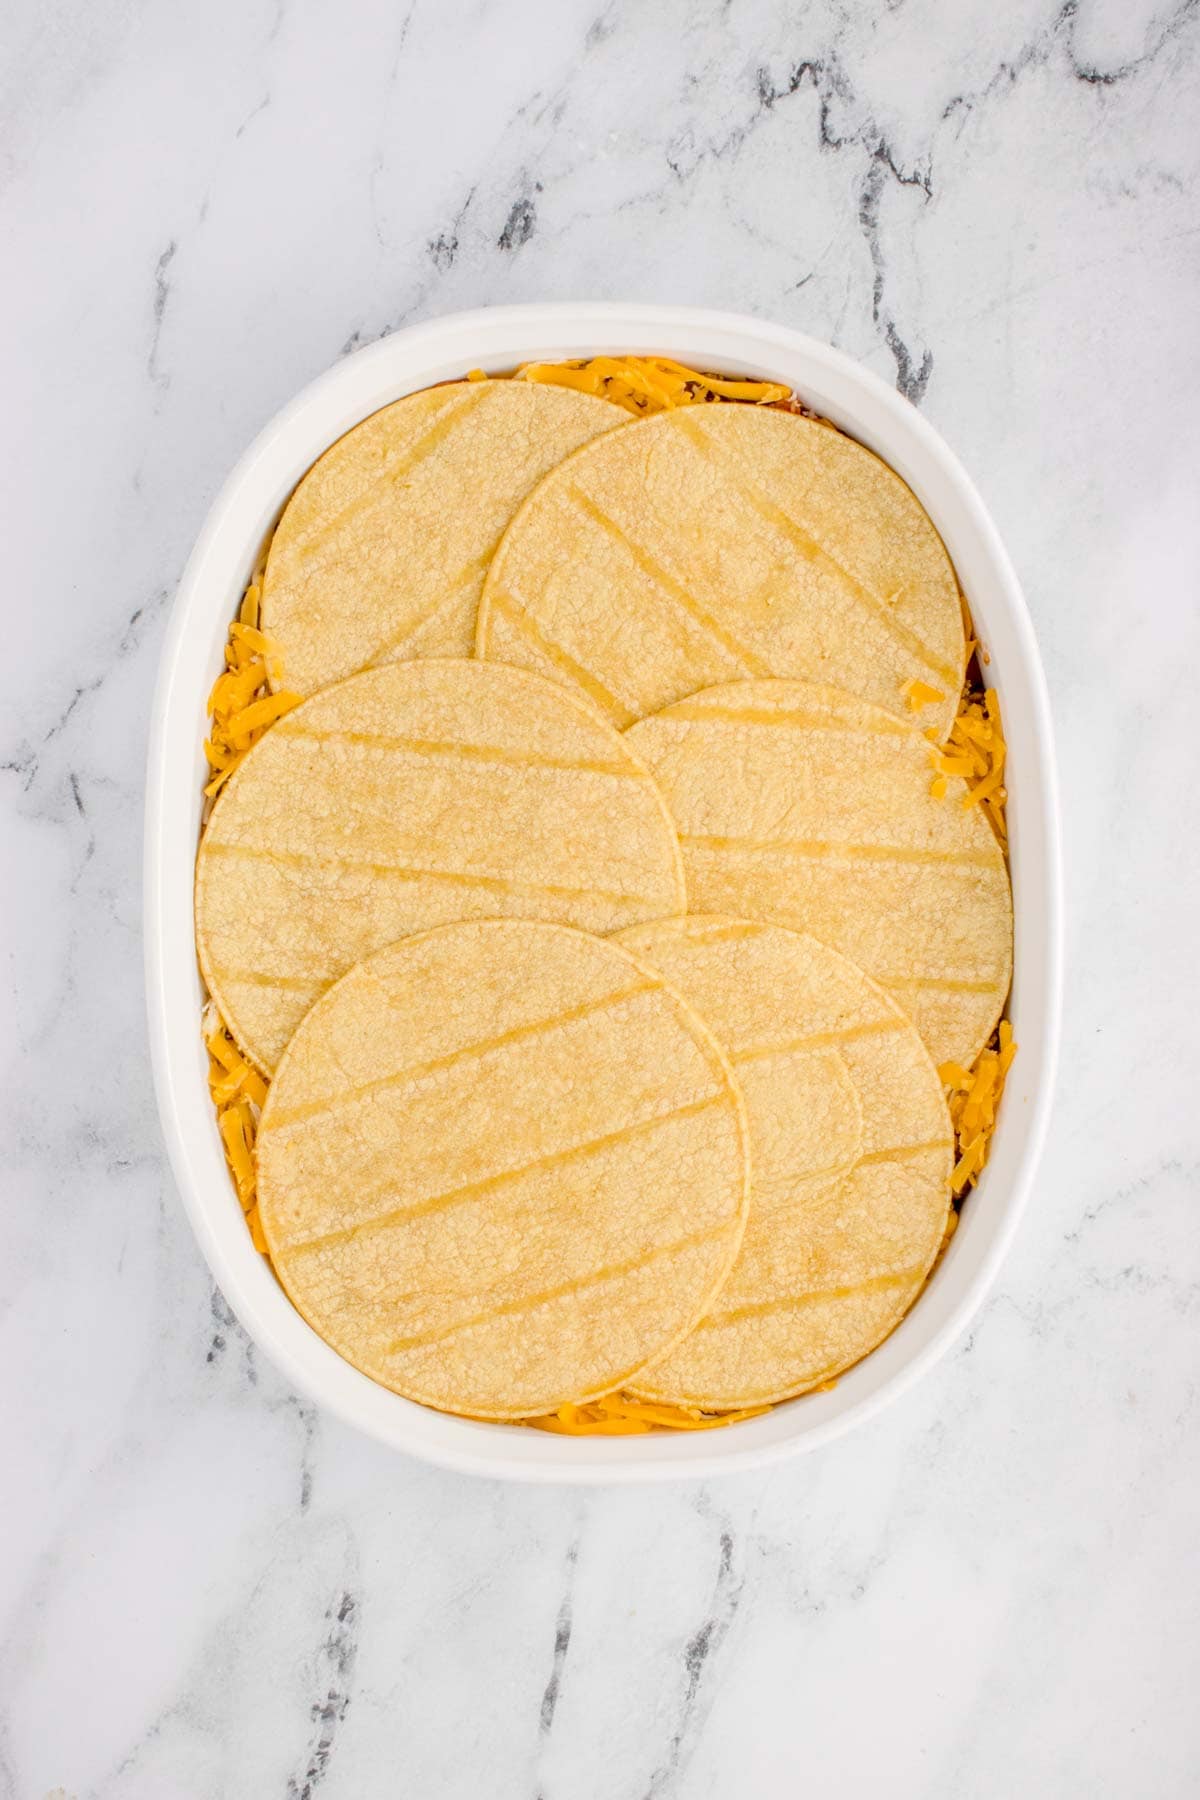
[{"left": 145, "top": 304, "right": 1061, "bottom": 1482}]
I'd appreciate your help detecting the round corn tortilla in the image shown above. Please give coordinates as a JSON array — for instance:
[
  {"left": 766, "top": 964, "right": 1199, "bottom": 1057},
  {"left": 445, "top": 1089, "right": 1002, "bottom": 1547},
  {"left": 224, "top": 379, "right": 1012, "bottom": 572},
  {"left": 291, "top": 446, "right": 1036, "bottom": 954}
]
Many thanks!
[
  {"left": 476, "top": 404, "right": 964, "bottom": 737},
  {"left": 616, "top": 915, "right": 953, "bottom": 1410},
  {"left": 261, "top": 379, "right": 623, "bottom": 696},
  {"left": 196, "top": 659, "right": 685, "bottom": 1074},
  {"left": 255, "top": 919, "right": 752, "bottom": 1419},
  {"left": 625, "top": 679, "right": 1012, "bottom": 1067}
]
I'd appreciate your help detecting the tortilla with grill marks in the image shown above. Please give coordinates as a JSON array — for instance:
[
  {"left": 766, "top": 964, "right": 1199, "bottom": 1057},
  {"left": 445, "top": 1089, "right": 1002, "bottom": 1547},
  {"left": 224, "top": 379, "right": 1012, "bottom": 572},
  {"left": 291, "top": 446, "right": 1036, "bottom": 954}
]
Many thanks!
[
  {"left": 195, "top": 659, "right": 685, "bottom": 1074},
  {"left": 261, "top": 379, "right": 623, "bottom": 696},
  {"left": 624, "top": 679, "right": 1012, "bottom": 1068},
  {"left": 255, "top": 920, "right": 752, "bottom": 1419},
  {"left": 476, "top": 403, "right": 964, "bottom": 736},
  {"left": 616, "top": 915, "right": 953, "bottom": 1410}
]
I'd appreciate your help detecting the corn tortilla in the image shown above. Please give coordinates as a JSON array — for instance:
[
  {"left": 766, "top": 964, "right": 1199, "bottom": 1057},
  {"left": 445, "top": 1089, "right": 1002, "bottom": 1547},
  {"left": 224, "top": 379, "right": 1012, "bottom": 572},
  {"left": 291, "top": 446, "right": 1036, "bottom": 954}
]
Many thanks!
[
  {"left": 626, "top": 679, "right": 1012, "bottom": 1067},
  {"left": 255, "top": 920, "right": 752, "bottom": 1419},
  {"left": 195, "top": 659, "right": 685, "bottom": 1074},
  {"left": 261, "top": 380, "right": 623, "bottom": 696},
  {"left": 477, "top": 404, "right": 964, "bottom": 736},
  {"left": 617, "top": 915, "right": 953, "bottom": 1409}
]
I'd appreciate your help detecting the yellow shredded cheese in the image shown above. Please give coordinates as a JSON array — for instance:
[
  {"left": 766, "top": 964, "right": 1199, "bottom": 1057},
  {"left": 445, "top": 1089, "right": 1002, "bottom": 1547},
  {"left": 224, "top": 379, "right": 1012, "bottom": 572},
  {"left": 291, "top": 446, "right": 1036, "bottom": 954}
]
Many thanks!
[
  {"left": 903, "top": 677, "right": 946, "bottom": 711},
  {"left": 940, "top": 1018, "right": 1017, "bottom": 1197},
  {"left": 928, "top": 675, "right": 1008, "bottom": 847},
  {"left": 525, "top": 1394, "right": 771, "bottom": 1435},
  {"left": 204, "top": 1003, "right": 270, "bottom": 1250},
  {"left": 203, "top": 573, "right": 300, "bottom": 801},
  {"left": 515, "top": 354, "right": 791, "bottom": 418}
]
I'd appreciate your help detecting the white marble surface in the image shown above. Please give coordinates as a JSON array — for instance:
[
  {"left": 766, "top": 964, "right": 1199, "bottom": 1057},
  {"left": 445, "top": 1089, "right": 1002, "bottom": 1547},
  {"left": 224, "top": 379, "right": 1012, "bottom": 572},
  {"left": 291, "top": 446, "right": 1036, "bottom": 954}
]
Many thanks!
[{"left": 2, "top": 0, "right": 1198, "bottom": 1794}]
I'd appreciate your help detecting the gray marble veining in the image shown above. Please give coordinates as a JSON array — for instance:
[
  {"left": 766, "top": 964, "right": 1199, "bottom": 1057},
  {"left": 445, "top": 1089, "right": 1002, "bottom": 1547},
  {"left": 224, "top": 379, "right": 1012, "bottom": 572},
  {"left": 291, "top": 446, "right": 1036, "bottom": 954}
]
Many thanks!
[{"left": 2, "top": 0, "right": 1198, "bottom": 1794}]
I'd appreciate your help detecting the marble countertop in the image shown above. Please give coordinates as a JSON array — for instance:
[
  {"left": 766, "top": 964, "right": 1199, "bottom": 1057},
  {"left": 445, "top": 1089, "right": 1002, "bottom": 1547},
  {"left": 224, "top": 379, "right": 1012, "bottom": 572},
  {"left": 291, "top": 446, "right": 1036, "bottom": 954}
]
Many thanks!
[{"left": 3, "top": 1, "right": 1198, "bottom": 1794}]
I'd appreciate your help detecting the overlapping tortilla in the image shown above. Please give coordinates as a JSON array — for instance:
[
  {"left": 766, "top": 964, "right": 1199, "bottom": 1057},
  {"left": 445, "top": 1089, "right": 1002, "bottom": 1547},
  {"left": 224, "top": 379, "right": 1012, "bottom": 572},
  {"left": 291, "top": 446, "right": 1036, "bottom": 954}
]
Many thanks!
[
  {"left": 261, "top": 379, "right": 623, "bottom": 696},
  {"left": 616, "top": 916, "right": 953, "bottom": 1409},
  {"left": 625, "top": 679, "right": 1012, "bottom": 1068},
  {"left": 256, "top": 920, "right": 752, "bottom": 1419},
  {"left": 196, "top": 659, "right": 685, "bottom": 1073},
  {"left": 477, "top": 404, "right": 964, "bottom": 736}
]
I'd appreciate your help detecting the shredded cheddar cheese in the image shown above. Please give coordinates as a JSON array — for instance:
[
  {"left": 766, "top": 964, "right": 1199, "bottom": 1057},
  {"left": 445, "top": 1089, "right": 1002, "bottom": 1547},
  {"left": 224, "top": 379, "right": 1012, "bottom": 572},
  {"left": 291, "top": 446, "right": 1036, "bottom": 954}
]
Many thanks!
[
  {"left": 903, "top": 677, "right": 946, "bottom": 712},
  {"left": 515, "top": 354, "right": 791, "bottom": 418},
  {"left": 927, "top": 684, "right": 1008, "bottom": 848},
  {"left": 202, "top": 573, "right": 300, "bottom": 802},
  {"left": 926, "top": 609, "right": 1007, "bottom": 846},
  {"left": 940, "top": 1019, "right": 1017, "bottom": 1197},
  {"left": 204, "top": 1002, "right": 269, "bottom": 1254},
  {"left": 525, "top": 1394, "right": 771, "bottom": 1435}
]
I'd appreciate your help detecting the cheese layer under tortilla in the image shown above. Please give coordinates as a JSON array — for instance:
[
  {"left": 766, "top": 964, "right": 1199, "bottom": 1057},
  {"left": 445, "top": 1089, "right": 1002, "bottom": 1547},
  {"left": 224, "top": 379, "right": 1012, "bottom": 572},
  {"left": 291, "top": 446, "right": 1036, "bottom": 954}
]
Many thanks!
[
  {"left": 477, "top": 403, "right": 964, "bottom": 737},
  {"left": 256, "top": 920, "right": 752, "bottom": 1420},
  {"left": 617, "top": 915, "right": 953, "bottom": 1410},
  {"left": 625, "top": 679, "right": 1012, "bottom": 1068},
  {"left": 195, "top": 659, "right": 685, "bottom": 1073},
  {"left": 261, "top": 379, "right": 623, "bottom": 696}
]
